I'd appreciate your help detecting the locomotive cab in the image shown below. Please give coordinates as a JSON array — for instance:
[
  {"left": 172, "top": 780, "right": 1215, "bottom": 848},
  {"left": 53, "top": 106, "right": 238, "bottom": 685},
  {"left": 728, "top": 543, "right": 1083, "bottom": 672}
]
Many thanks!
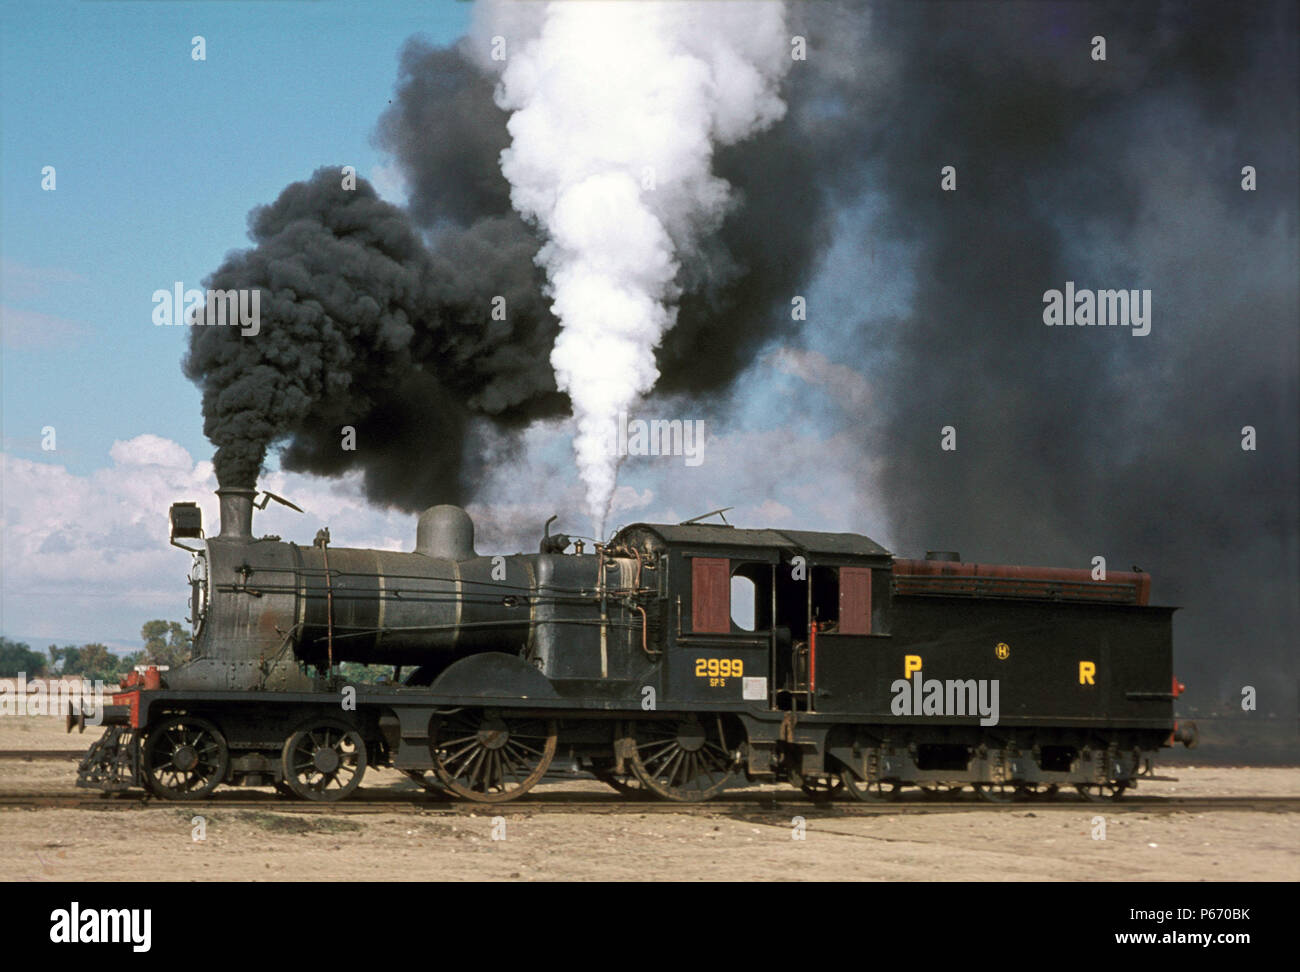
[{"left": 608, "top": 523, "right": 894, "bottom": 713}]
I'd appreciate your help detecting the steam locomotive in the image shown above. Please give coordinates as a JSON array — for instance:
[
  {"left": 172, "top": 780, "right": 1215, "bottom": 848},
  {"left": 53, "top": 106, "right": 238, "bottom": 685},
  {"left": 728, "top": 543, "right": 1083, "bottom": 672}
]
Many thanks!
[{"left": 73, "top": 487, "right": 1196, "bottom": 803}]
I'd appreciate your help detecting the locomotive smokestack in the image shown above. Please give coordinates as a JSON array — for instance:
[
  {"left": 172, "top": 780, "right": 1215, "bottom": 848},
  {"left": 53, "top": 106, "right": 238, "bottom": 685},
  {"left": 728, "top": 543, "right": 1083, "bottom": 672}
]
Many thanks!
[{"left": 215, "top": 487, "right": 256, "bottom": 540}]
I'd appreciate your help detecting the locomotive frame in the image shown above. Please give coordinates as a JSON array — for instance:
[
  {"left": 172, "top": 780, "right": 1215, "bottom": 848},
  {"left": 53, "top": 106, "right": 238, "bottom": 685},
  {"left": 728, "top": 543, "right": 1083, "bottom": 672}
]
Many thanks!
[{"left": 72, "top": 488, "right": 1196, "bottom": 804}]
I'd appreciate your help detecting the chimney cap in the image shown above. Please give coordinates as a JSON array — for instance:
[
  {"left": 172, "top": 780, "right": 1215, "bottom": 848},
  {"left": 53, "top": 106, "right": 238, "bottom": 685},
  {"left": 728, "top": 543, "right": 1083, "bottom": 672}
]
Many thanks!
[{"left": 215, "top": 486, "right": 256, "bottom": 540}]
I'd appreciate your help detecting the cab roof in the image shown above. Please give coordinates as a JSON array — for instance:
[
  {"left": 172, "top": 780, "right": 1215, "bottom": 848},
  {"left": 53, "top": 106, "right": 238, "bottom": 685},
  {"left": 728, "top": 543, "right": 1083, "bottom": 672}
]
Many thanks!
[{"left": 614, "top": 522, "right": 892, "bottom": 560}]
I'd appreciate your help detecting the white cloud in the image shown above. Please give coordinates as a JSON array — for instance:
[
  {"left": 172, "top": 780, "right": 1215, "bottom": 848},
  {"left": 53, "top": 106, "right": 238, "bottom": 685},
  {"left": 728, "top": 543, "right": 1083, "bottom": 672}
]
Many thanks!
[
  {"left": 0, "top": 412, "right": 893, "bottom": 652},
  {"left": 107, "top": 433, "right": 197, "bottom": 471},
  {"left": 0, "top": 436, "right": 419, "bottom": 650}
]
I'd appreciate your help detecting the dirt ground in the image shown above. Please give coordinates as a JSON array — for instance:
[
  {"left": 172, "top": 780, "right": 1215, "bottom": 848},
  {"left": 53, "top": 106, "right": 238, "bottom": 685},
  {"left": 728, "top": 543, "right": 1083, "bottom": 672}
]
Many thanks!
[{"left": 2, "top": 713, "right": 1296, "bottom": 881}]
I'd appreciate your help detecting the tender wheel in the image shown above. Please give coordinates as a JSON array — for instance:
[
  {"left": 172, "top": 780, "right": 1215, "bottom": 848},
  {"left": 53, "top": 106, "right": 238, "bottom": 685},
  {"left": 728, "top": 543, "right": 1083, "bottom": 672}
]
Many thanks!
[
  {"left": 431, "top": 709, "right": 557, "bottom": 803},
  {"left": 913, "top": 782, "right": 949, "bottom": 801},
  {"left": 840, "top": 764, "right": 901, "bottom": 803},
  {"left": 1014, "top": 783, "right": 1059, "bottom": 801},
  {"left": 789, "top": 767, "right": 844, "bottom": 801},
  {"left": 623, "top": 717, "right": 738, "bottom": 802},
  {"left": 142, "top": 715, "right": 229, "bottom": 799},
  {"left": 281, "top": 722, "right": 367, "bottom": 802},
  {"left": 1075, "top": 782, "right": 1128, "bottom": 802},
  {"left": 973, "top": 782, "right": 1019, "bottom": 803}
]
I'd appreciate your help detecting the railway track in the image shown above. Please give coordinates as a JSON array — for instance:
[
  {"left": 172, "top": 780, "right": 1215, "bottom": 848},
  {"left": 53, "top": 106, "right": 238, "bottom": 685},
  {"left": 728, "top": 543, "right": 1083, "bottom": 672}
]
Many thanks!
[
  {"left": 6, "top": 751, "right": 1295, "bottom": 814},
  {"left": 1, "top": 791, "right": 1297, "bottom": 815}
]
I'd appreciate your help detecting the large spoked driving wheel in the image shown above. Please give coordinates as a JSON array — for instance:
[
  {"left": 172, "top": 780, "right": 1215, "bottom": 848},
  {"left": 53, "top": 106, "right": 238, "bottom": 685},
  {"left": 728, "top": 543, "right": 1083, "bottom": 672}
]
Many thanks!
[
  {"left": 431, "top": 710, "right": 558, "bottom": 803},
  {"left": 281, "top": 723, "right": 367, "bottom": 802},
  {"left": 143, "top": 715, "right": 229, "bottom": 799},
  {"left": 624, "top": 718, "right": 738, "bottom": 802},
  {"left": 840, "top": 763, "right": 901, "bottom": 803}
]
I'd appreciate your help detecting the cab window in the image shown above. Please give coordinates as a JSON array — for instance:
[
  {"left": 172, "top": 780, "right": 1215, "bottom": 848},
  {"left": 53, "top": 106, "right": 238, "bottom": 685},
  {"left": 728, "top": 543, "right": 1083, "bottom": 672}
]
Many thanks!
[{"left": 813, "top": 565, "right": 872, "bottom": 635}]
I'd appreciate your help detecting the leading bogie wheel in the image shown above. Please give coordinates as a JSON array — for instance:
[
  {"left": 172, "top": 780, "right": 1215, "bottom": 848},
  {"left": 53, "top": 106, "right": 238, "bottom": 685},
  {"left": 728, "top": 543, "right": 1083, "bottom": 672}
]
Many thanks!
[
  {"left": 972, "top": 782, "right": 1019, "bottom": 803},
  {"left": 281, "top": 722, "right": 368, "bottom": 802},
  {"left": 143, "top": 714, "right": 230, "bottom": 799}
]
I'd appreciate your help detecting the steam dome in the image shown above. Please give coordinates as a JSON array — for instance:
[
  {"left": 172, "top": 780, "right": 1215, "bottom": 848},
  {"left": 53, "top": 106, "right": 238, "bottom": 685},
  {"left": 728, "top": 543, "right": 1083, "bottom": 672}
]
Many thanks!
[{"left": 415, "top": 505, "right": 476, "bottom": 560}]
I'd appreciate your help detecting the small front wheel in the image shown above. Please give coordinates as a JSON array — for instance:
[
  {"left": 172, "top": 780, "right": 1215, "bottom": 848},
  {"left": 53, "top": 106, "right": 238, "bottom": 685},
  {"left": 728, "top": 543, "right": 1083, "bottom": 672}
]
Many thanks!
[{"left": 142, "top": 715, "right": 229, "bottom": 799}]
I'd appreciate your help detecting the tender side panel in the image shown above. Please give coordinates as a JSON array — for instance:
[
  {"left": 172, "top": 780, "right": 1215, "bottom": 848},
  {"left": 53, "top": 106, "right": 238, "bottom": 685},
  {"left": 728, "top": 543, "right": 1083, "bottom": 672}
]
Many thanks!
[{"left": 814, "top": 596, "right": 1175, "bottom": 728}]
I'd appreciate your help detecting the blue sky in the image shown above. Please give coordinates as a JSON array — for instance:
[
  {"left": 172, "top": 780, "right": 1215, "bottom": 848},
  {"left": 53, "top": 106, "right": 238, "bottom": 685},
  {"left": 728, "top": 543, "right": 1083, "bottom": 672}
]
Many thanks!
[
  {"left": 0, "top": 1, "right": 894, "bottom": 654},
  {"left": 0, "top": 1, "right": 484, "bottom": 650},
  {"left": 1, "top": 0, "right": 470, "bottom": 476}
]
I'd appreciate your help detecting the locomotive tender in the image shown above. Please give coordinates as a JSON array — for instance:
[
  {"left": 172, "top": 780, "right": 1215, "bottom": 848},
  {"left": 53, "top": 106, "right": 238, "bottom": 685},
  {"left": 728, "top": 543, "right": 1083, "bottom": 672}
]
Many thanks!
[{"left": 74, "top": 487, "right": 1196, "bottom": 803}]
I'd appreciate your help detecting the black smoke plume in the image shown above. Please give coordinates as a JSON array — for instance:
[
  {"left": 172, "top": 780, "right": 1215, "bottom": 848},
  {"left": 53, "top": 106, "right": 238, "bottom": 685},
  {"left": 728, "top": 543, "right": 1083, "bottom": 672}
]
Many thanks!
[
  {"left": 184, "top": 35, "right": 835, "bottom": 505},
  {"left": 182, "top": 165, "right": 564, "bottom": 501},
  {"left": 820, "top": 1, "right": 1297, "bottom": 752},
  {"left": 183, "top": 4, "right": 1296, "bottom": 754}
]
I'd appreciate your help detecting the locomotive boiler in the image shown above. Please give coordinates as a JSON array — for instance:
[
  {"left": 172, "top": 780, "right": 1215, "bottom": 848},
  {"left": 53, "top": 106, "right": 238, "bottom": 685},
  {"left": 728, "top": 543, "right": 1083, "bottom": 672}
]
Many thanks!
[
  {"left": 73, "top": 486, "right": 1197, "bottom": 804},
  {"left": 169, "top": 487, "right": 637, "bottom": 689}
]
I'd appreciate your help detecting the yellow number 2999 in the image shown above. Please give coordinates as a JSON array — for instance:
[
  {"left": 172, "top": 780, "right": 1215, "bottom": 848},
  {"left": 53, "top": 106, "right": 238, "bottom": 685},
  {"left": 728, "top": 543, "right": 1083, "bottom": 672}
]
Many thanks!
[{"left": 695, "top": 658, "right": 743, "bottom": 678}]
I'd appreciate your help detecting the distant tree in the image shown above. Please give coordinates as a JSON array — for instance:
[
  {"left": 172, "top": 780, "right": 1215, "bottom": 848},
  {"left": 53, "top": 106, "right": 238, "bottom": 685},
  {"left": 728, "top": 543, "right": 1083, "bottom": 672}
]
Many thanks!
[
  {"left": 140, "top": 620, "right": 192, "bottom": 669},
  {"left": 60, "top": 643, "right": 130, "bottom": 682},
  {"left": 0, "top": 637, "right": 47, "bottom": 677},
  {"left": 337, "top": 662, "right": 395, "bottom": 685}
]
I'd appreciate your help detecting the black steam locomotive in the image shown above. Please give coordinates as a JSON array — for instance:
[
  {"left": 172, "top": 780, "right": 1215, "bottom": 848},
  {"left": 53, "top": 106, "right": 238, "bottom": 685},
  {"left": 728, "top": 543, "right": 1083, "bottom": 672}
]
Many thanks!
[{"left": 73, "top": 487, "right": 1196, "bottom": 803}]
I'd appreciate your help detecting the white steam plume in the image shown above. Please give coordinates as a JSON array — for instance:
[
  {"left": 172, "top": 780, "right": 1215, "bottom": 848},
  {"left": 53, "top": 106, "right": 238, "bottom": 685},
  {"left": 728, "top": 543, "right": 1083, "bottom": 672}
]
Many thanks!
[{"left": 489, "top": 1, "right": 791, "bottom": 535}]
